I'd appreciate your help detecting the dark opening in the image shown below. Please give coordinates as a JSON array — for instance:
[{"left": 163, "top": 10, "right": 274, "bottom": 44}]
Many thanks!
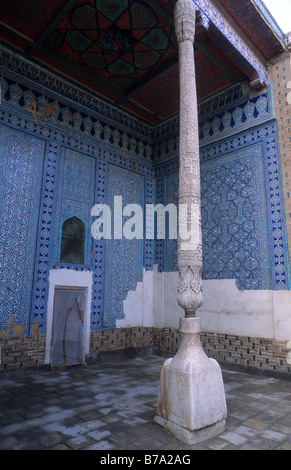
[{"left": 60, "top": 216, "right": 86, "bottom": 264}]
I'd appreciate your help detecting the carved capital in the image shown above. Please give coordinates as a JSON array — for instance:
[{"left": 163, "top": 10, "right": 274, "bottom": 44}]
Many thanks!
[
  {"left": 174, "top": 0, "right": 196, "bottom": 44},
  {"left": 177, "top": 262, "right": 203, "bottom": 316}
]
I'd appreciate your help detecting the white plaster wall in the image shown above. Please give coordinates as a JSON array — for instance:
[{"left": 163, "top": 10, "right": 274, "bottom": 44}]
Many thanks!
[
  {"left": 198, "top": 279, "right": 274, "bottom": 338},
  {"left": 116, "top": 268, "right": 155, "bottom": 328},
  {"left": 118, "top": 269, "right": 291, "bottom": 342},
  {"left": 273, "top": 290, "right": 291, "bottom": 341},
  {"left": 197, "top": 280, "right": 291, "bottom": 342}
]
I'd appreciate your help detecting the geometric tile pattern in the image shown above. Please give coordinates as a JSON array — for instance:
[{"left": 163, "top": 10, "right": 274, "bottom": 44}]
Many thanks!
[
  {"left": 201, "top": 144, "right": 270, "bottom": 290},
  {"left": 200, "top": 123, "right": 289, "bottom": 291},
  {"left": 52, "top": 147, "right": 96, "bottom": 265},
  {"left": 103, "top": 165, "right": 144, "bottom": 328},
  {"left": 31, "top": 142, "right": 58, "bottom": 332},
  {"left": 152, "top": 90, "right": 273, "bottom": 163},
  {"left": 158, "top": 119, "right": 289, "bottom": 290},
  {"left": 0, "top": 126, "right": 46, "bottom": 331},
  {"left": 0, "top": 73, "right": 153, "bottom": 161}
]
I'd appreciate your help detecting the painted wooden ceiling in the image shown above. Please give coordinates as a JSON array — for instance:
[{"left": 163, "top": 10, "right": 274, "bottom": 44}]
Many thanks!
[{"left": 0, "top": 0, "right": 285, "bottom": 125}]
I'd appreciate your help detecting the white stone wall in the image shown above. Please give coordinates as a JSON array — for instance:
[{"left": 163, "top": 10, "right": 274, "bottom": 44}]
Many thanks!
[{"left": 118, "top": 268, "right": 291, "bottom": 342}]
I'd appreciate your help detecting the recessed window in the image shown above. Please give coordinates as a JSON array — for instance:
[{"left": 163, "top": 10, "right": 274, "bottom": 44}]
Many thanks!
[{"left": 60, "top": 216, "right": 86, "bottom": 264}]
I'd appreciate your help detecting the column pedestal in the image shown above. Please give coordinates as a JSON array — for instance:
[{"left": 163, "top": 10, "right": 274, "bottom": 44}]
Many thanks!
[{"left": 154, "top": 317, "right": 227, "bottom": 445}]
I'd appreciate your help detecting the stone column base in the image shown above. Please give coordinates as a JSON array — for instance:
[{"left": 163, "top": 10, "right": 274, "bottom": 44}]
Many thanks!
[
  {"left": 155, "top": 317, "right": 227, "bottom": 444},
  {"left": 154, "top": 415, "right": 226, "bottom": 446}
]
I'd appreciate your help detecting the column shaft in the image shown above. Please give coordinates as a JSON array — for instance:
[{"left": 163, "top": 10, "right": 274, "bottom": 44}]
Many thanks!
[{"left": 175, "top": 0, "right": 203, "bottom": 317}]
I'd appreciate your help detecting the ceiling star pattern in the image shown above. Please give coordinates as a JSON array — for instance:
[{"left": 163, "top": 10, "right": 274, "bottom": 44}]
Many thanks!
[{"left": 50, "top": 0, "right": 177, "bottom": 87}]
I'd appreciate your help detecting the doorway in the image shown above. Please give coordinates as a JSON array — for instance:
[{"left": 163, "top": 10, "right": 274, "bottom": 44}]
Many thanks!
[
  {"left": 46, "top": 269, "right": 93, "bottom": 367},
  {"left": 51, "top": 288, "right": 87, "bottom": 367}
]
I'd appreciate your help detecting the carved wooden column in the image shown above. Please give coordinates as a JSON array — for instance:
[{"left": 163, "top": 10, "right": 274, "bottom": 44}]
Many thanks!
[
  {"left": 175, "top": 0, "right": 203, "bottom": 318},
  {"left": 154, "top": 0, "right": 227, "bottom": 445}
]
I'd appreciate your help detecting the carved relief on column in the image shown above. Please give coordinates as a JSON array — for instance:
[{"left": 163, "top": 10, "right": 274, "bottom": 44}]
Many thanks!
[{"left": 174, "top": 0, "right": 203, "bottom": 317}]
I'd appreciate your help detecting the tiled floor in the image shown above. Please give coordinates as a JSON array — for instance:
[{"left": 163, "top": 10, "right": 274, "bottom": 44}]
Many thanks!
[{"left": 0, "top": 355, "right": 290, "bottom": 450}]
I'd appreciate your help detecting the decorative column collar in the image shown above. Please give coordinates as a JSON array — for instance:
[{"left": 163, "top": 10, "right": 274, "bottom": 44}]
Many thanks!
[{"left": 174, "top": 0, "right": 196, "bottom": 43}]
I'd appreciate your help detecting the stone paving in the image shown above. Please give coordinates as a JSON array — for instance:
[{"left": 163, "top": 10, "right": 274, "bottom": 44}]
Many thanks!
[{"left": 0, "top": 355, "right": 290, "bottom": 451}]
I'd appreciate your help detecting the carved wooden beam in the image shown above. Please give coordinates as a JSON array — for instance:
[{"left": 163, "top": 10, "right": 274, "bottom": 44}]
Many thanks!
[{"left": 191, "top": 0, "right": 268, "bottom": 85}]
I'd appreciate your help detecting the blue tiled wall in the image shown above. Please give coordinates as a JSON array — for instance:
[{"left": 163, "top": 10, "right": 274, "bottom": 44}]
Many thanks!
[
  {"left": 154, "top": 89, "right": 290, "bottom": 291},
  {"left": 158, "top": 127, "right": 288, "bottom": 291},
  {"left": 0, "top": 126, "right": 46, "bottom": 330},
  {"left": 0, "top": 58, "right": 289, "bottom": 338}
]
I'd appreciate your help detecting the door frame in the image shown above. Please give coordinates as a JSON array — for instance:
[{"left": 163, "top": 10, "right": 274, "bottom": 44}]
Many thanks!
[{"left": 45, "top": 269, "right": 93, "bottom": 365}]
